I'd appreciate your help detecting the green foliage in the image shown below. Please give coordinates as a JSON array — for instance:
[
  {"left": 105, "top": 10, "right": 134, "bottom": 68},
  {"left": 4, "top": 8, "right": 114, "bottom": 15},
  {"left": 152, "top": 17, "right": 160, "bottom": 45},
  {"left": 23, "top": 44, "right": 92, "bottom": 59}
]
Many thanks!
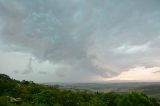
[
  {"left": 118, "top": 92, "right": 154, "bottom": 106},
  {"left": 90, "top": 96, "right": 106, "bottom": 106},
  {"left": 35, "top": 90, "right": 54, "bottom": 106},
  {"left": 0, "top": 74, "right": 160, "bottom": 106},
  {"left": 0, "top": 74, "right": 17, "bottom": 96},
  {"left": 101, "top": 92, "right": 120, "bottom": 106},
  {"left": 0, "top": 96, "right": 9, "bottom": 106},
  {"left": 149, "top": 97, "right": 160, "bottom": 106}
]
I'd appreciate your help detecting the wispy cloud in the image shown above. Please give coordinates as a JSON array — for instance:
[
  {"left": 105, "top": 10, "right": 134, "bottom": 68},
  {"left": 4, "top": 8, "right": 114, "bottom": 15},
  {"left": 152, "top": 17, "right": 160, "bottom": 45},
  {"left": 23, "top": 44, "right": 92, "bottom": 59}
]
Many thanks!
[{"left": 22, "top": 57, "right": 33, "bottom": 74}]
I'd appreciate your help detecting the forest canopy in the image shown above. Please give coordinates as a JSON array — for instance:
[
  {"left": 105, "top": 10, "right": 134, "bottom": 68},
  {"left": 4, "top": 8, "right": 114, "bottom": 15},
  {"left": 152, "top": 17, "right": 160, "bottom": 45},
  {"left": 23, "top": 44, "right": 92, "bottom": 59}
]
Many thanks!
[{"left": 0, "top": 74, "right": 159, "bottom": 106}]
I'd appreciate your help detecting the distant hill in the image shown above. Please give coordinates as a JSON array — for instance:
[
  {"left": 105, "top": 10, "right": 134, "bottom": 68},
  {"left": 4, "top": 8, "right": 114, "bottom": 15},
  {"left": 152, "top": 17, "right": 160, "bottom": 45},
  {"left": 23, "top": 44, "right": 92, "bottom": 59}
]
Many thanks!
[{"left": 46, "top": 82, "right": 160, "bottom": 100}]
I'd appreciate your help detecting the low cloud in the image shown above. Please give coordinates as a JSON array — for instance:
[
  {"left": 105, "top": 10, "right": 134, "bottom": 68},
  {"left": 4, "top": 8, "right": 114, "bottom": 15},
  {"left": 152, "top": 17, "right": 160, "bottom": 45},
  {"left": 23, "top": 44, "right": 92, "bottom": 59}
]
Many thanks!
[
  {"left": 22, "top": 57, "right": 33, "bottom": 74},
  {"left": 153, "top": 70, "right": 160, "bottom": 73}
]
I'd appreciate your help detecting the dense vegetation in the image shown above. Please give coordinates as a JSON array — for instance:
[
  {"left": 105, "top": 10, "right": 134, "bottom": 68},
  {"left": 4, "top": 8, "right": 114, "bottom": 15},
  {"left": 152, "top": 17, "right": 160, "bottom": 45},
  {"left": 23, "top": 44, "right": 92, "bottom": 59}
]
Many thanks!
[{"left": 0, "top": 74, "right": 159, "bottom": 106}]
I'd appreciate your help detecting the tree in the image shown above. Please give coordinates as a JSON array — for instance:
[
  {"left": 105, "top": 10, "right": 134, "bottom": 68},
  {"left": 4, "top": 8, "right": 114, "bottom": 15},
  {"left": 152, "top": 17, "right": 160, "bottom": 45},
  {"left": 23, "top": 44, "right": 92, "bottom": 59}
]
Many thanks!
[
  {"left": 35, "top": 90, "right": 54, "bottom": 106},
  {"left": 90, "top": 96, "right": 106, "bottom": 106},
  {"left": 118, "top": 92, "right": 154, "bottom": 106}
]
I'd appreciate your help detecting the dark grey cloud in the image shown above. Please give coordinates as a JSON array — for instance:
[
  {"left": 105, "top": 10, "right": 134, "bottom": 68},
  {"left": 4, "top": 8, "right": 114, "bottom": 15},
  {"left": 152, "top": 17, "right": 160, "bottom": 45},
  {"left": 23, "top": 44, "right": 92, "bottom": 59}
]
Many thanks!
[
  {"left": 153, "top": 70, "right": 160, "bottom": 73},
  {"left": 0, "top": 0, "right": 160, "bottom": 82}
]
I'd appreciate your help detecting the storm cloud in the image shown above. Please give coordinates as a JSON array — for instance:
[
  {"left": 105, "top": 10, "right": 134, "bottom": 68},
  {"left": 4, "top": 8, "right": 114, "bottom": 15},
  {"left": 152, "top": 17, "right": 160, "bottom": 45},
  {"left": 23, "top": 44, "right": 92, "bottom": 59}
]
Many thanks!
[{"left": 0, "top": 0, "right": 160, "bottom": 82}]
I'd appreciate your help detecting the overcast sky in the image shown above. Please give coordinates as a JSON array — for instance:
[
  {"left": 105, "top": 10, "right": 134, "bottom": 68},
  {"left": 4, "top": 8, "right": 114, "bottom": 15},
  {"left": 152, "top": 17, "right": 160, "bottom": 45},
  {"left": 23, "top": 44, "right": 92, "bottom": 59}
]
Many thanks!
[{"left": 0, "top": 0, "right": 160, "bottom": 83}]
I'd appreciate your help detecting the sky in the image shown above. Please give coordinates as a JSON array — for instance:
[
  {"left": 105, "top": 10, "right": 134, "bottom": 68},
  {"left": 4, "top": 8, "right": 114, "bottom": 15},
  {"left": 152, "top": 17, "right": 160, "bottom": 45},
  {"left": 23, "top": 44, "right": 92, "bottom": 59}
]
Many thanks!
[{"left": 0, "top": 0, "right": 160, "bottom": 83}]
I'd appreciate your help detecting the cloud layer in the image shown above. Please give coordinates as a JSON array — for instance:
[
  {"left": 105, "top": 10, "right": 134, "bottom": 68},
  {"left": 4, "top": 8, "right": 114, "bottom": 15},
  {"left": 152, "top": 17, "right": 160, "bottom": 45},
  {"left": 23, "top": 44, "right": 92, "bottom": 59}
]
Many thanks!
[{"left": 0, "top": 0, "right": 160, "bottom": 82}]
